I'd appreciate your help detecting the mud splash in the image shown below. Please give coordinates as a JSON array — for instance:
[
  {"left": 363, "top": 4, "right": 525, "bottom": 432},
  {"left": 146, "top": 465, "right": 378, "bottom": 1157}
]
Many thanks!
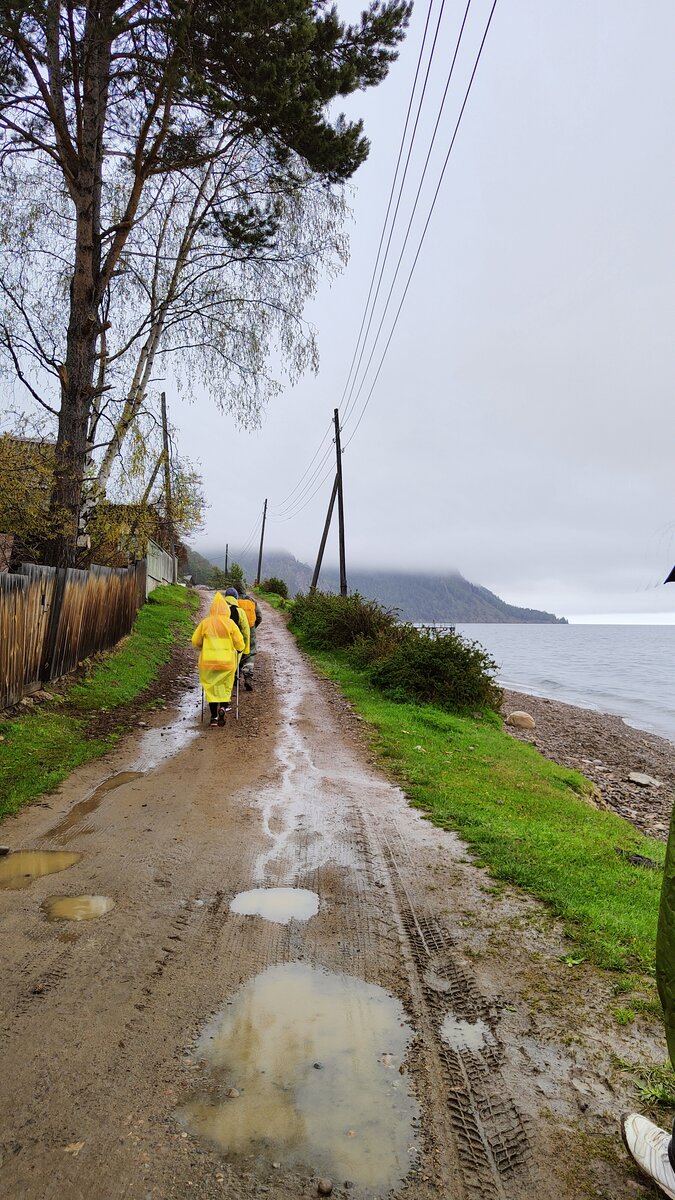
[
  {"left": 440, "top": 1013, "right": 490, "bottom": 1052},
  {"left": 0, "top": 851, "right": 82, "bottom": 891},
  {"left": 49, "top": 771, "right": 144, "bottom": 842},
  {"left": 178, "top": 963, "right": 419, "bottom": 1188},
  {"left": 42, "top": 895, "right": 115, "bottom": 922},
  {"left": 230, "top": 888, "right": 319, "bottom": 924}
]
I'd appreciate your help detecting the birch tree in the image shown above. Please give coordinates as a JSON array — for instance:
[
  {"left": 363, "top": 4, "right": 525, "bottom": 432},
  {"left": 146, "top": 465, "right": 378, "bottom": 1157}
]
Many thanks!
[{"left": 0, "top": 0, "right": 410, "bottom": 565}]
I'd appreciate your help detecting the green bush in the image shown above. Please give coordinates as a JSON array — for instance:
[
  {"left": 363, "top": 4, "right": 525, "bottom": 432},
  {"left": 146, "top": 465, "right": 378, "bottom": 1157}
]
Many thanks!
[
  {"left": 261, "top": 575, "right": 289, "bottom": 599},
  {"left": 370, "top": 626, "right": 502, "bottom": 712},
  {"left": 292, "top": 590, "right": 397, "bottom": 649},
  {"left": 291, "top": 591, "right": 501, "bottom": 714}
]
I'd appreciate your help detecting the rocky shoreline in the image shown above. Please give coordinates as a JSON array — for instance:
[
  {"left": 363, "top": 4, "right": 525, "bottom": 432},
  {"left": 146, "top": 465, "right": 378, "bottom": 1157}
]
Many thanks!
[{"left": 502, "top": 688, "right": 675, "bottom": 841}]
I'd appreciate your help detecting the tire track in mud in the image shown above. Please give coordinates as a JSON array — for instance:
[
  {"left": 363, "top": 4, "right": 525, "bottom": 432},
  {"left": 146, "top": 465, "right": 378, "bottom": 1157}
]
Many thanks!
[{"left": 368, "top": 813, "right": 534, "bottom": 1200}]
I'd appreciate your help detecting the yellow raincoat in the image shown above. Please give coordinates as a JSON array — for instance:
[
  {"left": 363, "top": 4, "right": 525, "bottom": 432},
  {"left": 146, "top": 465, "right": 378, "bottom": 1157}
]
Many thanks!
[
  {"left": 192, "top": 592, "right": 245, "bottom": 703},
  {"left": 225, "top": 595, "right": 251, "bottom": 655}
]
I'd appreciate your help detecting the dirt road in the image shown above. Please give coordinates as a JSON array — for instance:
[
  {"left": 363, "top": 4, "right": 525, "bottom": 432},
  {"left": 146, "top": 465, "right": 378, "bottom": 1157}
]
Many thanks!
[{"left": 0, "top": 600, "right": 659, "bottom": 1199}]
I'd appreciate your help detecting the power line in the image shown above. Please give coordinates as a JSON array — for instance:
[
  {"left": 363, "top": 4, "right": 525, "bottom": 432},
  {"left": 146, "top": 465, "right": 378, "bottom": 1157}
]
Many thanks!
[
  {"left": 271, "top": 0, "right": 440, "bottom": 521},
  {"left": 273, "top": 439, "right": 335, "bottom": 518},
  {"left": 272, "top": 415, "right": 334, "bottom": 511},
  {"left": 342, "top": 0, "right": 474, "bottom": 430},
  {"left": 343, "top": 0, "right": 499, "bottom": 449},
  {"left": 337, "top": 0, "right": 440, "bottom": 417}
]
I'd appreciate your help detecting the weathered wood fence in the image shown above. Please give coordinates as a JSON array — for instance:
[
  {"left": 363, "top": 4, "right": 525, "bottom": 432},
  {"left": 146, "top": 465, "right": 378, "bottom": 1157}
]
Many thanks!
[{"left": 0, "top": 560, "right": 147, "bottom": 711}]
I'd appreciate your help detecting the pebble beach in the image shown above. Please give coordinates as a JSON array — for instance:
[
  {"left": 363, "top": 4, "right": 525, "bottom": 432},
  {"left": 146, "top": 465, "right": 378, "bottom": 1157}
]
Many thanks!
[{"left": 502, "top": 688, "right": 675, "bottom": 841}]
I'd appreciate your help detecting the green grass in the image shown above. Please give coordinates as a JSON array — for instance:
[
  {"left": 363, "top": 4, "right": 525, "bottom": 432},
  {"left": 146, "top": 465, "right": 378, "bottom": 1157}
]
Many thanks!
[
  {"left": 69, "top": 584, "right": 198, "bottom": 710},
  {"left": 255, "top": 588, "right": 294, "bottom": 612},
  {"left": 0, "top": 585, "right": 199, "bottom": 819},
  {"left": 294, "top": 640, "right": 664, "bottom": 974}
]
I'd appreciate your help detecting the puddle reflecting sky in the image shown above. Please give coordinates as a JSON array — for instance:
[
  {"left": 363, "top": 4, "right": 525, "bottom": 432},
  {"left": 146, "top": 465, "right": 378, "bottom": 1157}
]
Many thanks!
[
  {"left": 0, "top": 850, "right": 82, "bottom": 890},
  {"left": 42, "top": 895, "right": 115, "bottom": 922},
  {"left": 230, "top": 888, "right": 319, "bottom": 924},
  {"left": 178, "top": 962, "right": 419, "bottom": 1188}
]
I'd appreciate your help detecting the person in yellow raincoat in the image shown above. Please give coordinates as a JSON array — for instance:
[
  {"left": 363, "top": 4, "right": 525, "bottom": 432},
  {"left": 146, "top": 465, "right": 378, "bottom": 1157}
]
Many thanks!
[{"left": 192, "top": 592, "right": 245, "bottom": 726}]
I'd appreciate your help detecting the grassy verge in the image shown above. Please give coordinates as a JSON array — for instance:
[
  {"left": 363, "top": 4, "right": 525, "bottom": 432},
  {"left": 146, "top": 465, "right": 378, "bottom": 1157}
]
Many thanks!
[
  {"left": 254, "top": 588, "right": 294, "bottom": 612},
  {"left": 292, "top": 638, "right": 664, "bottom": 974},
  {"left": 0, "top": 585, "right": 199, "bottom": 819}
]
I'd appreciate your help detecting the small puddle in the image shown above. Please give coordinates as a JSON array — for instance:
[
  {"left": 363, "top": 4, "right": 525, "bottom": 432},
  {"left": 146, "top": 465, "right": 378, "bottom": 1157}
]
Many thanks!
[
  {"left": 230, "top": 888, "right": 319, "bottom": 924},
  {"left": 0, "top": 850, "right": 82, "bottom": 891},
  {"left": 49, "top": 771, "right": 144, "bottom": 841},
  {"left": 42, "top": 895, "right": 115, "bottom": 922},
  {"left": 440, "top": 1013, "right": 490, "bottom": 1052},
  {"left": 177, "top": 963, "right": 419, "bottom": 1189}
]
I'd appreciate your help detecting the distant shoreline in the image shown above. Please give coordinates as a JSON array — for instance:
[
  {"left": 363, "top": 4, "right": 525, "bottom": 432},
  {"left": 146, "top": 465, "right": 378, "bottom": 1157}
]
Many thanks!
[{"left": 502, "top": 687, "right": 675, "bottom": 842}]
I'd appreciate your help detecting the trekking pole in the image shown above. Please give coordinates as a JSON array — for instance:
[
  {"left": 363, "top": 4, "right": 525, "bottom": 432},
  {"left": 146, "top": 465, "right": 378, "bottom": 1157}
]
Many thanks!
[
  {"left": 235, "top": 654, "right": 240, "bottom": 721},
  {"left": 201, "top": 688, "right": 204, "bottom": 724}
]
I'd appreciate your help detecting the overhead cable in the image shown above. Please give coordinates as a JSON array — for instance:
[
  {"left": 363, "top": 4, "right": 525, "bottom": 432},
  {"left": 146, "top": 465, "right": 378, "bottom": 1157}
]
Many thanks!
[
  {"left": 337, "top": 0, "right": 441, "bottom": 416},
  {"left": 343, "top": 0, "right": 499, "bottom": 449},
  {"left": 342, "top": 0, "right": 474, "bottom": 429}
]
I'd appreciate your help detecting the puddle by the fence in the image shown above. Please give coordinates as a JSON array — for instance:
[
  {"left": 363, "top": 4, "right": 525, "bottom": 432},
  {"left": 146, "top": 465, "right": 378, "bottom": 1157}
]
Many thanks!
[
  {"left": 177, "top": 962, "right": 419, "bottom": 1188},
  {"left": 49, "top": 771, "right": 144, "bottom": 841},
  {"left": 42, "top": 895, "right": 115, "bottom": 922},
  {"left": 230, "top": 888, "right": 319, "bottom": 924},
  {"left": 0, "top": 851, "right": 82, "bottom": 891},
  {"left": 440, "top": 1013, "right": 490, "bottom": 1052}
]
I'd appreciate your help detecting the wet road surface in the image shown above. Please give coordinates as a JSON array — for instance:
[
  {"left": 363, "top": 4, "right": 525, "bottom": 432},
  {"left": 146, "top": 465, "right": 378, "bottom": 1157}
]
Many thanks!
[{"left": 0, "top": 601, "right": 659, "bottom": 1199}]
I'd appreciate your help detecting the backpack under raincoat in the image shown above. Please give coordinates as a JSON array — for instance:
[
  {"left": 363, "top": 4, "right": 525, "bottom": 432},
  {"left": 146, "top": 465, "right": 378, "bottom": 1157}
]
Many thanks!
[{"left": 192, "top": 592, "right": 245, "bottom": 702}]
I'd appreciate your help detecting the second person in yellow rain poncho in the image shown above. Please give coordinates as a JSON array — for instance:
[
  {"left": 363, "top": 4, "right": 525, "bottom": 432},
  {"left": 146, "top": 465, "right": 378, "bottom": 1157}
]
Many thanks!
[{"left": 192, "top": 592, "right": 245, "bottom": 726}]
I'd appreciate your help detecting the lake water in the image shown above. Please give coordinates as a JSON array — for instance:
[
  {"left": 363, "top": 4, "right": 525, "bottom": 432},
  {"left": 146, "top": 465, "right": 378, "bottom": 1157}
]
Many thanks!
[{"left": 449, "top": 624, "right": 675, "bottom": 744}]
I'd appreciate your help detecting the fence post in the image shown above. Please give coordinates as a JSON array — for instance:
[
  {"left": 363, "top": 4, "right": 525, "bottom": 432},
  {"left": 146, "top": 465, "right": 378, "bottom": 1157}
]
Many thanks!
[{"left": 40, "top": 567, "right": 67, "bottom": 682}]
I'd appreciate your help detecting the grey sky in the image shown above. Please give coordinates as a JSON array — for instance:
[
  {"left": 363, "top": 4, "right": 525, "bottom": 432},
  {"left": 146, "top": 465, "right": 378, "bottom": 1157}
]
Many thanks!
[{"left": 173, "top": 0, "right": 675, "bottom": 620}]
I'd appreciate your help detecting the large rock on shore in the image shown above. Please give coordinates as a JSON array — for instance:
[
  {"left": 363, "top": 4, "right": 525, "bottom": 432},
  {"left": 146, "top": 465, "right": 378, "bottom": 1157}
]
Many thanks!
[{"left": 506, "top": 711, "right": 536, "bottom": 730}]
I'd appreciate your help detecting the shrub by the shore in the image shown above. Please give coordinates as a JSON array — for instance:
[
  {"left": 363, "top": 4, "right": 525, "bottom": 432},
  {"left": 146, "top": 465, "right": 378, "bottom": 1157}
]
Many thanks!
[{"left": 291, "top": 591, "right": 502, "bottom": 714}]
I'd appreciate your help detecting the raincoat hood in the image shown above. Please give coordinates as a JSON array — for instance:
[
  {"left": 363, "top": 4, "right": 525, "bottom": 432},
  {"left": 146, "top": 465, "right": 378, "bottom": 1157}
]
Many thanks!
[{"left": 206, "top": 592, "right": 235, "bottom": 638}]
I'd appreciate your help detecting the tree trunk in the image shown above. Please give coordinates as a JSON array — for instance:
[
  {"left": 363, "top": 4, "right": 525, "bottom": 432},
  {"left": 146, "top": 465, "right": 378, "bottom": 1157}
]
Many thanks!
[{"left": 46, "top": 8, "right": 113, "bottom": 567}]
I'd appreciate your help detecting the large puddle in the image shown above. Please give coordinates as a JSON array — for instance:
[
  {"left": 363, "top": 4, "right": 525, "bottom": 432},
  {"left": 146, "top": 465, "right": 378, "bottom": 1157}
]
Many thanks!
[
  {"left": 49, "top": 771, "right": 144, "bottom": 841},
  {"left": 177, "top": 963, "right": 419, "bottom": 1189},
  {"left": 42, "top": 895, "right": 115, "bottom": 922},
  {"left": 0, "top": 850, "right": 82, "bottom": 891},
  {"left": 230, "top": 888, "right": 319, "bottom": 924}
]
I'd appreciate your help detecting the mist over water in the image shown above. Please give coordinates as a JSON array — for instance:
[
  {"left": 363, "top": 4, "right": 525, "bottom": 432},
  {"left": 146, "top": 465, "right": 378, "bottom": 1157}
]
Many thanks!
[{"left": 453, "top": 624, "right": 675, "bottom": 743}]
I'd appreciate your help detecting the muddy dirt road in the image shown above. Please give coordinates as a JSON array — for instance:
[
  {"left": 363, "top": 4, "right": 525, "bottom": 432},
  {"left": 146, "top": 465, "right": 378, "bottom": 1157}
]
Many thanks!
[{"left": 0, "top": 601, "right": 659, "bottom": 1199}]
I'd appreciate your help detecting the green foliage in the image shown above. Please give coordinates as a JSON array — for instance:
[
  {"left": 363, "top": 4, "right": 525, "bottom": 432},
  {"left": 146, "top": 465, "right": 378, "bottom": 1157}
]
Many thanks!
[
  {"left": 369, "top": 626, "right": 502, "bottom": 712},
  {"left": 292, "top": 590, "right": 398, "bottom": 649},
  {"left": 261, "top": 575, "right": 289, "bottom": 599},
  {"left": 0, "top": 585, "right": 198, "bottom": 818},
  {"left": 616, "top": 1058, "right": 675, "bottom": 1109},
  {"left": 291, "top": 591, "right": 502, "bottom": 714},
  {"left": 226, "top": 562, "right": 246, "bottom": 592},
  {"left": 288, "top": 639, "right": 665, "bottom": 972}
]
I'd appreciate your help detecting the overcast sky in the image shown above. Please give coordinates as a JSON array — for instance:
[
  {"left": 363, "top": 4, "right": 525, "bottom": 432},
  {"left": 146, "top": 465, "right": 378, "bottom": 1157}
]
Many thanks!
[{"left": 173, "top": 0, "right": 675, "bottom": 621}]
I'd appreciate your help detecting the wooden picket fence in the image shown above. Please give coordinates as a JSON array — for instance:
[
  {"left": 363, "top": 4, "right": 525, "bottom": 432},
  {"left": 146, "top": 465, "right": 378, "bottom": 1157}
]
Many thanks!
[{"left": 0, "top": 559, "right": 147, "bottom": 711}]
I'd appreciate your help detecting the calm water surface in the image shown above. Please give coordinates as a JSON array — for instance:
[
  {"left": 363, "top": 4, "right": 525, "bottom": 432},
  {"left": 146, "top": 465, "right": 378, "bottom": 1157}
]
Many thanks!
[{"left": 451, "top": 624, "right": 675, "bottom": 744}]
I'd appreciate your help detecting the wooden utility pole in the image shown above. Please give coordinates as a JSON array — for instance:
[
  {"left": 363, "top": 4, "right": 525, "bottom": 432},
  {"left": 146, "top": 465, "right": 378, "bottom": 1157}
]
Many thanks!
[
  {"left": 255, "top": 499, "right": 267, "bottom": 586},
  {"left": 310, "top": 476, "right": 338, "bottom": 591},
  {"left": 334, "top": 409, "right": 347, "bottom": 596},
  {"left": 225, "top": 543, "right": 229, "bottom": 574},
  {"left": 160, "top": 391, "right": 173, "bottom": 552}
]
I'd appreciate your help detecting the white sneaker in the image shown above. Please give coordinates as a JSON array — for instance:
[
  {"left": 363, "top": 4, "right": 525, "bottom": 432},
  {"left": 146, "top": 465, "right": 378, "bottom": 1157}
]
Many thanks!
[{"left": 622, "top": 1113, "right": 675, "bottom": 1198}]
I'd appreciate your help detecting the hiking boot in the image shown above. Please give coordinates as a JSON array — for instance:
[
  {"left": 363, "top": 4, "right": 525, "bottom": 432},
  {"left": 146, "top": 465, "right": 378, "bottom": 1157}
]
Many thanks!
[
  {"left": 217, "top": 706, "right": 227, "bottom": 726},
  {"left": 209, "top": 718, "right": 218, "bottom": 728},
  {"left": 244, "top": 676, "right": 253, "bottom": 692},
  {"left": 622, "top": 1114, "right": 675, "bottom": 1198}
]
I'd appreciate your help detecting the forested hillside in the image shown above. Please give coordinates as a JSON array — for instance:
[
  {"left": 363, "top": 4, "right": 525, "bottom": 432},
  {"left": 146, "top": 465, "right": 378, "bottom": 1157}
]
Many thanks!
[{"left": 188, "top": 546, "right": 566, "bottom": 623}]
